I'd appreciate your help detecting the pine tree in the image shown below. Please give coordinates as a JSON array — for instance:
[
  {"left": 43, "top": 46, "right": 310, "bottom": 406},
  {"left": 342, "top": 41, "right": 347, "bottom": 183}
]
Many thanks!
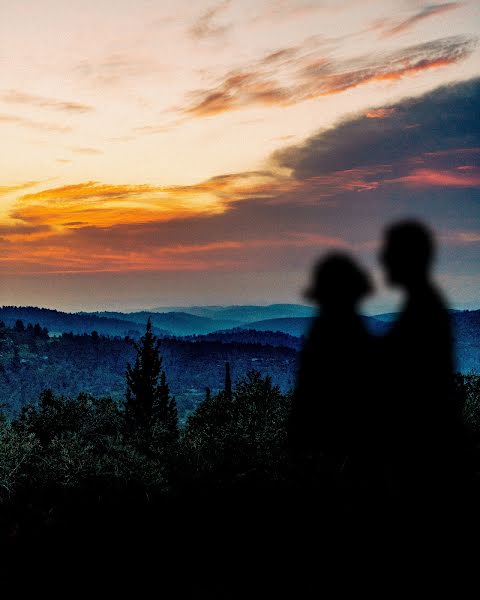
[
  {"left": 125, "top": 318, "right": 177, "bottom": 436},
  {"left": 224, "top": 362, "right": 232, "bottom": 401}
]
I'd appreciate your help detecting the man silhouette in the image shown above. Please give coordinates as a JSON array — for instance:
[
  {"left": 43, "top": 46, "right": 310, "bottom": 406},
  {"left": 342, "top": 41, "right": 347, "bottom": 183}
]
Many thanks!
[{"left": 380, "top": 221, "right": 461, "bottom": 501}]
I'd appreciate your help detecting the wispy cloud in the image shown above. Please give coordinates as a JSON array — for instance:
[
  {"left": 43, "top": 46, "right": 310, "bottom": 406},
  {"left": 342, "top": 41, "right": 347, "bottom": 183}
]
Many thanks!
[
  {"left": 182, "top": 35, "right": 475, "bottom": 118},
  {"left": 385, "top": 167, "right": 480, "bottom": 188},
  {"left": 379, "top": 3, "right": 463, "bottom": 37},
  {"left": 71, "top": 147, "right": 103, "bottom": 155},
  {"left": 0, "top": 113, "right": 72, "bottom": 132},
  {"left": 0, "top": 181, "right": 40, "bottom": 197},
  {"left": 250, "top": 1, "right": 328, "bottom": 24},
  {"left": 1, "top": 90, "right": 94, "bottom": 113},
  {"left": 190, "top": 1, "right": 231, "bottom": 39},
  {"left": 365, "top": 108, "right": 397, "bottom": 119},
  {"left": 76, "top": 53, "right": 161, "bottom": 86}
]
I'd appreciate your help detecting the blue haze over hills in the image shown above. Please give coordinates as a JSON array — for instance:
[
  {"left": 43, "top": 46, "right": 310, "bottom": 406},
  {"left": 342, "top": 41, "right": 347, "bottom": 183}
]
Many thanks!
[{"left": 1, "top": 304, "right": 480, "bottom": 373}]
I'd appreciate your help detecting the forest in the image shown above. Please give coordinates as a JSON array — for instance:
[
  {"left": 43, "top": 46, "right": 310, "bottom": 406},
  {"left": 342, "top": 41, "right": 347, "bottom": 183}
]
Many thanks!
[
  {"left": 0, "top": 318, "right": 297, "bottom": 421},
  {"left": 2, "top": 316, "right": 480, "bottom": 592}
]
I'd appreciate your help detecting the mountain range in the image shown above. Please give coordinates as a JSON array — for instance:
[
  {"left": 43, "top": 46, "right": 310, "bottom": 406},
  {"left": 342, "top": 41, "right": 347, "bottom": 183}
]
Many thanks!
[{"left": 1, "top": 304, "right": 480, "bottom": 373}]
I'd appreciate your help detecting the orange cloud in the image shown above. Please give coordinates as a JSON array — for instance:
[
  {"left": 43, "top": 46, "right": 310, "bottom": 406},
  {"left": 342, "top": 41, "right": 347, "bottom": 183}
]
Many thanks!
[
  {"left": 182, "top": 36, "right": 474, "bottom": 118},
  {"left": 366, "top": 108, "right": 396, "bottom": 119},
  {"left": 12, "top": 182, "right": 223, "bottom": 230},
  {"left": 8, "top": 172, "right": 295, "bottom": 237},
  {"left": 0, "top": 231, "right": 350, "bottom": 275},
  {"left": 386, "top": 168, "right": 480, "bottom": 187},
  {"left": 0, "top": 181, "right": 40, "bottom": 197}
]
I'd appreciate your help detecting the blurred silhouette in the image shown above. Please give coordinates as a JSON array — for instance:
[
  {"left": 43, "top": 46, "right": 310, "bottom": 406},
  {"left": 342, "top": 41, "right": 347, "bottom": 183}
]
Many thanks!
[
  {"left": 288, "top": 253, "right": 375, "bottom": 489},
  {"left": 379, "top": 220, "right": 464, "bottom": 506}
]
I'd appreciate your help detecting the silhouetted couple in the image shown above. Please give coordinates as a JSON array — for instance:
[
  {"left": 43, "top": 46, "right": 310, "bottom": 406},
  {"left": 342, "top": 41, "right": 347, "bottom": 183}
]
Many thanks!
[{"left": 289, "top": 220, "right": 464, "bottom": 514}]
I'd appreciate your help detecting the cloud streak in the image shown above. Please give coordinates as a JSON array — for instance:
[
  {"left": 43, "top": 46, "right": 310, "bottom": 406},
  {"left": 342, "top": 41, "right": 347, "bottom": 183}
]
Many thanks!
[
  {"left": 190, "top": 1, "right": 231, "bottom": 39},
  {"left": 381, "top": 3, "right": 463, "bottom": 37},
  {"left": 1, "top": 90, "right": 94, "bottom": 113},
  {"left": 71, "top": 147, "right": 103, "bottom": 155},
  {"left": 182, "top": 36, "right": 475, "bottom": 117},
  {"left": 0, "top": 113, "right": 72, "bottom": 132},
  {"left": 0, "top": 181, "right": 40, "bottom": 197}
]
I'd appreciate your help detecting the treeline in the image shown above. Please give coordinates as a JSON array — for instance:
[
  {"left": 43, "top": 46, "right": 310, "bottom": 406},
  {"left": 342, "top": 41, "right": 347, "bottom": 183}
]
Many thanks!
[
  {"left": 0, "top": 321, "right": 296, "bottom": 418},
  {"left": 1, "top": 320, "right": 480, "bottom": 511},
  {"left": 0, "top": 306, "right": 164, "bottom": 338},
  {"left": 2, "top": 318, "right": 480, "bottom": 593},
  {"left": 0, "top": 320, "right": 294, "bottom": 555}
]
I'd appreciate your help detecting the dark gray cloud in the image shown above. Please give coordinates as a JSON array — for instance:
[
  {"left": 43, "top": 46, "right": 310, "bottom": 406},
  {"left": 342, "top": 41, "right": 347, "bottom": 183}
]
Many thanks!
[{"left": 275, "top": 77, "right": 480, "bottom": 178}]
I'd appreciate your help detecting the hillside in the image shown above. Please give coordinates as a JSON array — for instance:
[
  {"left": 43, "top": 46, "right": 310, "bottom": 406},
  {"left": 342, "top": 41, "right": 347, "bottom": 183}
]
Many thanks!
[
  {"left": 0, "top": 306, "right": 169, "bottom": 338},
  {"left": 86, "top": 310, "right": 240, "bottom": 335},
  {"left": 0, "top": 325, "right": 297, "bottom": 421},
  {"left": 150, "top": 303, "right": 316, "bottom": 323},
  {"left": 243, "top": 315, "right": 390, "bottom": 337}
]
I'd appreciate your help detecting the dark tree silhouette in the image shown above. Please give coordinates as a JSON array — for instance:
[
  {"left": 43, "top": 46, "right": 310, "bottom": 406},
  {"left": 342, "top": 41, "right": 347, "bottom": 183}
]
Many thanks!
[
  {"left": 14, "top": 319, "right": 25, "bottom": 333},
  {"left": 153, "top": 369, "right": 178, "bottom": 436},
  {"left": 224, "top": 361, "right": 232, "bottom": 401},
  {"left": 125, "top": 318, "right": 177, "bottom": 435}
]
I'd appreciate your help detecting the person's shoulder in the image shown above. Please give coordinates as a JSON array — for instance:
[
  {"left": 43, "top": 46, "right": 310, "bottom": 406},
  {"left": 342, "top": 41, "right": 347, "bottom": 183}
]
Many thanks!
[{"left": 427, "top": 284, "right": 450, "bottom": 315}]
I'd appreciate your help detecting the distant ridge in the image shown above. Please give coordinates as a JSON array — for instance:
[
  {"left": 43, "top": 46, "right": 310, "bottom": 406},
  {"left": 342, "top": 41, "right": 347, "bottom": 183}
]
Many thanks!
[
  {"left": 148, "top": 304, "right": 315, "bottom": 323},
  {"left": 0, "top": 306, "right": 168, "bottom": 338},
  {"left": 87, "top": 310, "right": 240, "bottom": 336},
  {"left": 2, "top": 305, "right": 480, "bottom": 372},
  {"left": 243, "top": 316, "right": 390, "bottom": 337}
]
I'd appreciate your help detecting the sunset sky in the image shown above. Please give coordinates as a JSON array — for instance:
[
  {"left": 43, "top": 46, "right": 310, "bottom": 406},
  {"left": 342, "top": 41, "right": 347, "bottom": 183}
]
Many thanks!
[{"left": 1, "top": 0, "right": 479, "bottom": 312}]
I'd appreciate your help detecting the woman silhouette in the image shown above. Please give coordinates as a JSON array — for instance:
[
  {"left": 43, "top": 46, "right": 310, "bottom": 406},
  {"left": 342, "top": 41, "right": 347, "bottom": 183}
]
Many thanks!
[{"left": 288, "top": 253, "right": 374, "bottom": 479}]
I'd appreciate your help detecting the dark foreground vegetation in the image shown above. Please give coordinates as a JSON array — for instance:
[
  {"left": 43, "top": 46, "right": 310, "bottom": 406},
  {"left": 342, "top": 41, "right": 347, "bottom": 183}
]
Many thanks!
[{"left": 2, "top": 319, "right": 480, "bottom": 593}]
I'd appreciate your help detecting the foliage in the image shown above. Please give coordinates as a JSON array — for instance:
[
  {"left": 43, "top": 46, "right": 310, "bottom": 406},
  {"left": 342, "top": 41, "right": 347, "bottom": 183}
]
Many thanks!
[
  {"left": 0, "top": 322, "right": 296, "bottom": 421},
  {"left": 0, "top": 424, "right": 40, "bottom": 500},
  {"left": 183, "top": 370, "right": 291, "bottom": 484}
]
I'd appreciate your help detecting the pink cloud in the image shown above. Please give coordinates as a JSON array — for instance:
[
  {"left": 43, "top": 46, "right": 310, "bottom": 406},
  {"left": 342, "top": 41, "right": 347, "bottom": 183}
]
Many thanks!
[{"left": 386, "top": 168, "right": 480, "bottom": 188}]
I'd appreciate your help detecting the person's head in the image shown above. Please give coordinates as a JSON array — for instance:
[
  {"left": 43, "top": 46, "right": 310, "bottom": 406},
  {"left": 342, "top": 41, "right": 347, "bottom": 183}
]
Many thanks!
[
  {"left": 380, "top": 220, "right": 435, "bottom": 289},
  {"left": 304, "top": 253, "right": 372, "bottom": 311}
]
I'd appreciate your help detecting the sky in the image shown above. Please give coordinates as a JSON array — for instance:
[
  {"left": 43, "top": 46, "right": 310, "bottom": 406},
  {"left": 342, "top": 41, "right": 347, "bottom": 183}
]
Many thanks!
[{"left": 0, "top": 0, "right": 479, "bottom": 312}]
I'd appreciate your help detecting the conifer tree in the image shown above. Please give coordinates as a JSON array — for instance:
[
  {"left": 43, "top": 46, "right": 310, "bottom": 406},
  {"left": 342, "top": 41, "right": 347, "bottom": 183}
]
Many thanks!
[{"left": 125, "top": 318, "right": 177, "bottom": 435}]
